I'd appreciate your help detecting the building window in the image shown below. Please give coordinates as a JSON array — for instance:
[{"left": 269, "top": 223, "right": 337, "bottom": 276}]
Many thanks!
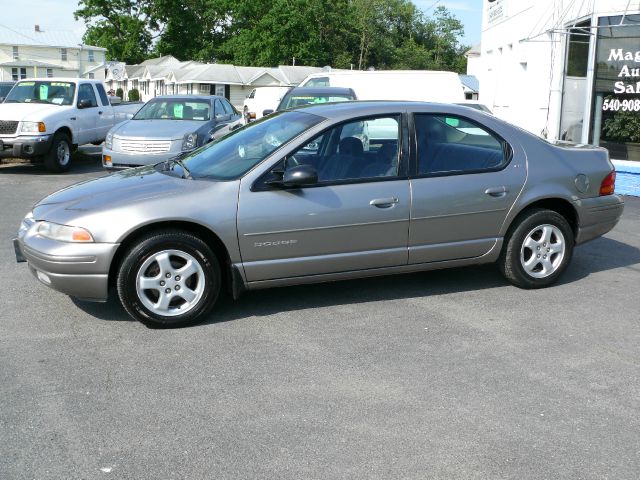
[
  {"left": 61, "top": 48, "right": 67, "bottom": 61},
  {"left": 46, "top": 68, "right": 53, "bottom": 78},
  {"left": 12, "top": 46, "right": 18, "bottom": 60},
  {"left": 88, "top": 73, "right": 95, "bottom": 79},
  {"left": 199, "top": 83, "right": 210, "bottom": 94},
  {"left": 88, "top": 50, "right": 94, "bottom": 62},
  {"left": 12, "top": 67, "right": 27, "bottom": 80},
  {"left": 591, "top": 14, "right": 640, "bottom": 161}
]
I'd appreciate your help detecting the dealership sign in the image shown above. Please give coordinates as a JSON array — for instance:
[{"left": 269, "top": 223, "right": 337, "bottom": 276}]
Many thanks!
[
  {"left": 487, "top": 0, "right": 507, "bottom": 25},
  {"left": 602, "top": 49, "right": 640, "bottom": 112}
]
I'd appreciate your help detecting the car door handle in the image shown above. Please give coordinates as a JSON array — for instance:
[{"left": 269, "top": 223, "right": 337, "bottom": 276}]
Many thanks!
[
  {"left": 485, "top": 186, "right": 508, "bottom": 197},
  {"left": 98, "top": 110, "right": 103, "bottom": 115},
  {"left": 70, "top": 117, "right": 76, "bottom": 120},
  {"left": 370, "top": 197, "right": 399, "bottom": 208}
]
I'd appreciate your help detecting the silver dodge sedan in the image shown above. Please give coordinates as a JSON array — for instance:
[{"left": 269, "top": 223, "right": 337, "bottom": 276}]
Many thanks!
[{"left": 15, "top": 102, "right": 624, "bottom": 328}]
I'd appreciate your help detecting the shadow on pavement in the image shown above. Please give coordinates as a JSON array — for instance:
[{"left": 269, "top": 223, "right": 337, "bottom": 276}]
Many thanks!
[
  {"left": 0, "top": 145, "right": 104, "bottom": 175},
  {"left": 70, "top": 235, "right": 640, "bottom": 328}
]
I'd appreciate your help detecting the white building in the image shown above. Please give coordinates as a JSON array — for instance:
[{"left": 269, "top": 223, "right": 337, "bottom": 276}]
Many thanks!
[
  {"left": 105, "top": 55, "right": 326, "bottom": 109},
  {"left": 470, "top": 0, "right": 640, "bottom": 161},
  {"left": 0, "top": 25, "right": 106, "bottom": 81}
]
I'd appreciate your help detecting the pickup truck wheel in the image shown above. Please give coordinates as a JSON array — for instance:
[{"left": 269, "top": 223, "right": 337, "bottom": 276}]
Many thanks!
[
  {"left": 499, "top": 209, "right": 574, "bottom": 289},
  {"left": 44, "top": 132, "right": 72, "bottom": 173},
  {"left": 117, "top": 230, "right": 221, "bottom": 328}
]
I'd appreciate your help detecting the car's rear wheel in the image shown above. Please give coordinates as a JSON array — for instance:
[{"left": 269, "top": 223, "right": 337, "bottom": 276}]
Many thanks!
[
  {"left": 117, "top": 231, "right": 221, "bottom": 328},
  {"left": 43, "top": 132, "right": 72, "bottom": 173},
  {"left": 499, "top": 209, "right": 574, "bottom": 289}
]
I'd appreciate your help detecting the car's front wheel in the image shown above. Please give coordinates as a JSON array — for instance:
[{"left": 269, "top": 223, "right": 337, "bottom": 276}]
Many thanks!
[
  {"left": 499, "top": 208, "right": 574, "bottom": 289},
  {"left": 43, "top": 132, "right": 72, "bottom": 173},
  {"left": 117, "top": 231, "right": 221, "bottom": 328}
]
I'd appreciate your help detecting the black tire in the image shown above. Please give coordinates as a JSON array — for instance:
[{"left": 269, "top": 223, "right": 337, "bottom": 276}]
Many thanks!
[
  {"left": 44, "top": 132, "right": 72, "bottom": 173},
  {"left": 498, "top": 208, "right": 574, "bottom": 289},
  {"left": 117, "top": 230, "right": 221, "bottom": 328}
]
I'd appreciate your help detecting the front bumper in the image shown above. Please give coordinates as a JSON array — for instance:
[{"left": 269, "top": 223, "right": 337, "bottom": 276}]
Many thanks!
[
  {"left": 574, "top": 194, "right": 625, "bottom": 244},
  {"left": 14, "top": 232, "right": 120, "bottom": 302},
  {"left": 102, "top": 146, "right": 183, "bottom": 169},
  {"left": 0, "top": 135, "right": 52, "bottom": 159}
]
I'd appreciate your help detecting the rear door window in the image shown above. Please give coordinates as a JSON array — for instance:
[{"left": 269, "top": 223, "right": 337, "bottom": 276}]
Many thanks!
[
  {"left": 415, "top": 114, "right": 508, "bottom": 175},
  {"left": 95, "top": 83, "right": 110, "bottom": 106}
]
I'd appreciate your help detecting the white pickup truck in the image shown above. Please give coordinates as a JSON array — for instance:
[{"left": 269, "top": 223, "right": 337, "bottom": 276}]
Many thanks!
[{"left": 0, "top": 78, "right": 141, "bottom": 172}]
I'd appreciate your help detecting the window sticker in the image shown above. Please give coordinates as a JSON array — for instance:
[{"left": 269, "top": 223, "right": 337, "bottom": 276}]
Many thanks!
[
  {"left": 39, "top": 85, "right": 49, "bottom": 100},
  {"left": 173, "top": 104, "right": 184, "bottom": 118},
  {"left": 445, "top": 117, "right": 460, "bottom": 128}
]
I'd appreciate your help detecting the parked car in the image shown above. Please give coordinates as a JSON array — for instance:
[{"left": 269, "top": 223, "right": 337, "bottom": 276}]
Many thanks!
[
  {"left": 15, "top": 102, "right": 624, "bottom": 328},
  {"left": 455, "top": 101, "right": 492, "bottom": 113},
  {"left": 299, "top": 70, "right": 465, "bottom": 103},
  {"left": 262, "top": 86, "right": 357, "bottom": 117},
  {"left": 0, "top": 78, "right": 141, "bottom": 172},
  {"left": 102, "top": 95, "right": 242, "bottom": 169},
  {"left": 243, "top": 86, "right": 291, "bottom": 123},
  {"left": 0, "top": 81, "right": 15, "bottom": 102}
]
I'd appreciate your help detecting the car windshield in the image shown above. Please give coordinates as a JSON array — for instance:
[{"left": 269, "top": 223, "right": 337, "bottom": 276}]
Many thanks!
[
  {"left": 4, "top": 81, "right": 76, "bottom": 106},
  {"left": 134, "top": 99, "right": 212, "bottom": 121},
  {"left": 281, "top": 94, "right": 353, "bottom": 110},
  {"left": 169, "top": 111, "right": 324, "bottom": 180}
]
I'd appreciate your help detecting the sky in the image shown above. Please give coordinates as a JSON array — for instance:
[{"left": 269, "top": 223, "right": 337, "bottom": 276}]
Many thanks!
[{"left": 1, "top": 0, "right": 483, "bottom": 47}]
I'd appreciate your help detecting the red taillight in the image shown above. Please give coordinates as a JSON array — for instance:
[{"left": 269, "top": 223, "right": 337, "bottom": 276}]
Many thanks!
[{"left": 599, "top": 171, "right": 616, "bottom": 196}]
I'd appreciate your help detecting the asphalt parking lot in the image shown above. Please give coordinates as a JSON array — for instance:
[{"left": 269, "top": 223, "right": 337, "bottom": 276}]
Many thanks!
[{"left": 1, "top": 155, "right": 640, "bottom": 479}]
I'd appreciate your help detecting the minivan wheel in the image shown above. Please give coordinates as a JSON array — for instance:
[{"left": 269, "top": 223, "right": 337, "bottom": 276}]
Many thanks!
[
  {"left": 117, "top": 231, "right": 221, "bottom": 328},
  {"left": 43, "top": 132, "right": 72, "bottom": 173},
  {"left": 499, "top": 209, "right": 574, "bottom": 289}
]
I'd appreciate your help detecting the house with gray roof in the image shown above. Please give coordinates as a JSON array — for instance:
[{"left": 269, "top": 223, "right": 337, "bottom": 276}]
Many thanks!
[{"left": 0, "top": 24, "right": 107, "bottom": 81}]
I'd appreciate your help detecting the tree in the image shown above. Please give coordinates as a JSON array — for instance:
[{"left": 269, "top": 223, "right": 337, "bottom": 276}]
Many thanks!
[
  {"left": 74, "top": 0, "right": 155, "bottom": 64},
  {"left": 75, "top": 0, "right": 468, "bottom": 72}
]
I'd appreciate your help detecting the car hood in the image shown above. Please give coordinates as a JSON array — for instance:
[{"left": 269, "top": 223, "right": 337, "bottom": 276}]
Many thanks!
[
  {"left": 33, "top": 166, "right": 197, "bottom": 219},
  {"left": 0, "top": 102, "right": 63, "bottom": 120},
  {"left": 113, "top": 119, "right": 207, "bottom": 140}
]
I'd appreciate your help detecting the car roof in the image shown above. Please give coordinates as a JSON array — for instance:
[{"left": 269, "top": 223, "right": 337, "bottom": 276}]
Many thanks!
[
  {"left": 286, "top": 87, "right": 355, "bottom": 96},
  {"left": 149, "top": 95, "right": 226, "bottom": 102}
]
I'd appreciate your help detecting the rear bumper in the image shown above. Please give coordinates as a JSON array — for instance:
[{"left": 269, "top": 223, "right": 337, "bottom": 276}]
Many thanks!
[
  {"left": 0, "top": 135, "right": 52, "bottom": 159},
  {"left": 15, "top": 233, "right": 119, "bottom": 302},
  {"left": 574, "top": 194, "right": 625, "bottom": 244}
]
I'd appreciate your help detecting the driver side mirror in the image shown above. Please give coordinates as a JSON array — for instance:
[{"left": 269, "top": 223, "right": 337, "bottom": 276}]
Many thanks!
[
  {"left": 78, "top": 98, "right": 92, "bottom": 109},
  {"left": 283, "top": 164, "right": 318, "bottom": 187},
  {"left": 262, "top": 109, "right": 274, "bottom": 117},
  {"left": 267, "top": 164, "right": 318, "bottom": 188}
]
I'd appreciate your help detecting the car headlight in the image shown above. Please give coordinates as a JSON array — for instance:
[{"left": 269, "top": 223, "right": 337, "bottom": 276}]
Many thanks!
[
  {"left": 18, "top": 211, "right": 35, "bottom": 236},
  {"left": 105, "top": 130, "right": 114, "bottom": 149},
  {"left": 21, "top": 121, "right": 46, "bottom": 133},
  {"left": 36, "top": 221, "right": 94, "bottom": 242},
  {"left": 182, "top": 132, "right": 198, "bottom": 151}
]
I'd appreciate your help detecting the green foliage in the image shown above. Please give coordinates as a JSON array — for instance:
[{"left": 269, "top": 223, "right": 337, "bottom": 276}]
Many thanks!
[
  {"left": 75, "top": 0, "right": 468, "bottom": 71},
  {"left": 115, "top": 87, "right": 123, "bottom": 98},
  {"left": 75, "top": 0, "right": 154, "bottom": 63},
  {"left": 128, "top": 89, "right": 140, "bottom": 101},
  {"left": 603, "top": 109, "right": 640, "bottom": 143}
]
